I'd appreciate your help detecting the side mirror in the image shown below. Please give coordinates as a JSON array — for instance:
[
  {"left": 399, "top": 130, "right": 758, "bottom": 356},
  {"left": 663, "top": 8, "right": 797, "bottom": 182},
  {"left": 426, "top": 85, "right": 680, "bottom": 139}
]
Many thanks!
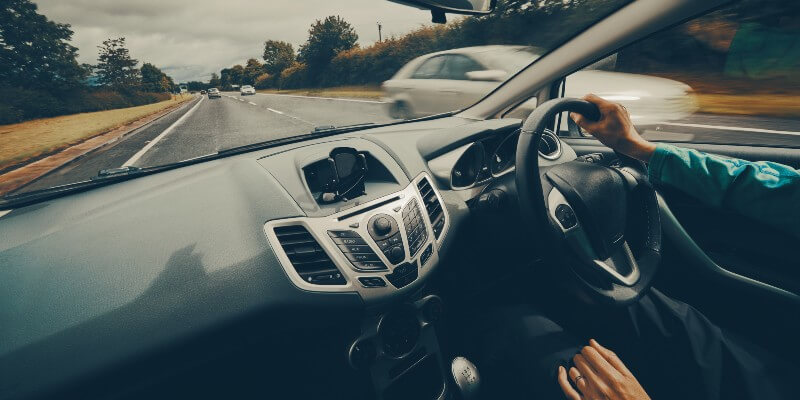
[
  {"left": 466, "top": 70, "right": 507, "bottom": 82},
  {"left": 389, "top": 0, "right": 495, "bottom": 23}
]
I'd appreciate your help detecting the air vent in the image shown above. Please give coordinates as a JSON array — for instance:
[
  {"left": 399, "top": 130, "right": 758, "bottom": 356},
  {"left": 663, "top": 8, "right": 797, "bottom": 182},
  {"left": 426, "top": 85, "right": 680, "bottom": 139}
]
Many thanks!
[
  {"left": 538, "top": 129, "right": 562, "bottom": 160},
  {"left": 417, "top": 177, "right": 446, "bottom": 239},
  {"left": 274, "top": 225, "right": 345, "bottom": 285}
]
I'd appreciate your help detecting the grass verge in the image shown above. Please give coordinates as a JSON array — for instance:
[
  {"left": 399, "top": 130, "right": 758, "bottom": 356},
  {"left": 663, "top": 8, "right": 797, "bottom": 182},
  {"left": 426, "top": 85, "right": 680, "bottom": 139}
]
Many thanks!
[
  {"left": 695, "top": 93, "right": 800, "bottom": 118},
  {"left": 258, "top": 86, "right": 383, "bottom": 100},
  {"left": 0, "top": 94, "right": 194, "bottom": 171}
]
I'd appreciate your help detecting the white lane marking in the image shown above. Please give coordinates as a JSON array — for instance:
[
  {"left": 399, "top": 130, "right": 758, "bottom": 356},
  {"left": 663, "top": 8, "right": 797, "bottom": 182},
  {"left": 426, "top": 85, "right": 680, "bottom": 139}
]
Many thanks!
[
  {"left": 257, "top": 92, "right": 385, "bottom": 104},
  {"left": 122, "top": 96, "right": 205, "bottom": 167},
  {"left": 238, "top": 98, "right": 245, "bottom": 102},
  {"left": 248, "top": 101, "right": 257, "bottom": 106},
  {"left": 659, "top": 122, "right": 800, "bottom": 136},
  {"left": 265, "top": 107, "right": 314, "bottom": 125},
  {"left": 0, "top": 210, "right": 11, "bottom": 219}
]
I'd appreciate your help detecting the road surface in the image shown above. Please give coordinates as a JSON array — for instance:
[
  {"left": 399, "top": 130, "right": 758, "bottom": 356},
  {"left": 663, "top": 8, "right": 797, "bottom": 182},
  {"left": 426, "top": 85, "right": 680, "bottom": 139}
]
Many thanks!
[{"left": 18, "top": 91, "right": 800, "bottom": 193}]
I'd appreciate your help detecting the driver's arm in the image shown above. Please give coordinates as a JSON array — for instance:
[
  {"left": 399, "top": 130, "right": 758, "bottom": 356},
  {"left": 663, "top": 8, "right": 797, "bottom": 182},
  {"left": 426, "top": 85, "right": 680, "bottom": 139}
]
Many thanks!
[{"left": 571, "top": 94, "right": 800, "bottom": 240}]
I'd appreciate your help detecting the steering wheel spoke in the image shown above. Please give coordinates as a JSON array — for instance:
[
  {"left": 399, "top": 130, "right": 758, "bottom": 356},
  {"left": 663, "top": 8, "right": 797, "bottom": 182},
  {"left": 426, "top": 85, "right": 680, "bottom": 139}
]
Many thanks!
[{"left": 516, "top": 97, "right": 661, "bottom": 305}]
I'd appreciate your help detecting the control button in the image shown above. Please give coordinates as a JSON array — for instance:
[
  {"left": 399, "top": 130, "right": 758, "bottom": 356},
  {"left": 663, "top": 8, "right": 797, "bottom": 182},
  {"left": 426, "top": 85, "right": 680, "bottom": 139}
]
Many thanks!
[
  {"left": 385, "top": 264, "right": 418, "bottom": 289},
  {"left": 387, "top": 245, "right": 405, "bottom": 264},
  {"left": 393, "top": 206, "right": 401, "bottom": 213},
  {"left": 374, "top": 217, "right": 392, "bottom": 235},
  {"left": 420, "top": 244, "right": 433, "bottom": 267},
  {"left": 345, "top": 252, "right": 382, "bottom": 263},
  {"left": 337, "top": 244, "right": 372, "bottom": 253},
  {"left": 349, "top": 222, "right": 359, "bottom": 229},
  {"left": 354, "top": 261, "right": 387, "bottom": 270},
  {"left": 387, "top": 233, "right": 402, "bottom": 246},
  {"left": 374, "top": 238, "right": 392, "bottom": 251},
  {"left": 433, "top": 218, "right": 445, "bottom": 237},
  {"left": 332, "top": 237, "right": 367, "bottom": 246},
  {"left": 328, "top": 230, "right": 360, "bottom": 238},
  {"left": 555, "top": 204, "right": 577, "bottom": 229},
  {"left": 358, "top": 277, "right": 387, "bottom": 287},
  {"left": 368, "top": 213, "right": 398, "bottom": 240}
]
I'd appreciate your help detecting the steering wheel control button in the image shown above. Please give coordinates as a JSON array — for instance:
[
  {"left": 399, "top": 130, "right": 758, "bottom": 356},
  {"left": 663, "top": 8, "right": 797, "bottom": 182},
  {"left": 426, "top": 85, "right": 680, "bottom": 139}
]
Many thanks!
[
  {"left": 385, "top": 262, "right": 419, "bottom": 289},
  {"left": 554, "top": 204, "right": 577, "bottom": 229},
  {"left": 402, "top": 199, "right": 428, "bottom": 257},
  {"left": 358, "top": 277, "right": 387, "bottom": 288},
  {"left": 368, "top": 213, "right": 398, "bottom": 241},
  {"left": 420, "top": 244, "right": 433, "bottom": 267}
]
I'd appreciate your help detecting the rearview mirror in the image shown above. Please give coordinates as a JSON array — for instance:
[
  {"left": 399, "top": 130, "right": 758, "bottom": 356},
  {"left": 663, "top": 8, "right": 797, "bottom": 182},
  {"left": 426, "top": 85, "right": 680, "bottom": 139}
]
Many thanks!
[
  {"left": 389, "top": 0, "right": 495, "bottom": 23},
  {"left": 466, "top": 69, "right": 507, "bottom": 82}
]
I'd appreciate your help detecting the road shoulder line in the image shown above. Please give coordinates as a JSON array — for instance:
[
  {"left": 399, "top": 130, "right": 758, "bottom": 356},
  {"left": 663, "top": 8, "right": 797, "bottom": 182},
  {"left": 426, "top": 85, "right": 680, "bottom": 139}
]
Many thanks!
[
  {"left": 0, "top": 96, "right": 198, "bottom": 196},
  {"left": 123, "top": 96, "right": 205, "bottom": 167},
  {"left": 660, "top": 122, "right": 800, "bottom": 136}
]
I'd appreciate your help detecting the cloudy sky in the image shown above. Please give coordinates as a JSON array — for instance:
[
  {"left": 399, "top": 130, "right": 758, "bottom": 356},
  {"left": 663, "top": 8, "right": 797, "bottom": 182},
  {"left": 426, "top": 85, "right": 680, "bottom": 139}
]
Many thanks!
[{"left": 35, "top": 0, "right": 433, "bottom": 83}]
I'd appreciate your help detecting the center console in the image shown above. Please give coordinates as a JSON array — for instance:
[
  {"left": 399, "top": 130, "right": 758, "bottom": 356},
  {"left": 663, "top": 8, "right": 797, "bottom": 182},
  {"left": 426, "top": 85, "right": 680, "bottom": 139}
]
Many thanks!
[{"left": 262, "top": 140, "right": 454, "bottom": 399}]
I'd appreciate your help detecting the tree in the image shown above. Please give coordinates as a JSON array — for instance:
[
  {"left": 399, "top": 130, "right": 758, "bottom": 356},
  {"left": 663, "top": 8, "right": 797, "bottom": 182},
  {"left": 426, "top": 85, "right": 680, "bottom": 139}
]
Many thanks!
[
  {"left": 208, "top": 72, "right": 222, "bottom": 87},
  {"left": 298, "top": 16, "right": 358, "bottom": 78},
  {"left": 209, "top": 72, "right": 220, "bottom": 87},
  {"left": 220, "top": 64, "right": 245, "bottom": 87},
  {"left": 263, "top": 40, "right": 295, "bottom": 75},
  {"left": 140, "top": 62, "right": 173, "bottom": 92},
  {"left": 96, "top": 37, "right": 140, "bottom": 89},
  {"left": 0, "top": 0, "right": 87, "bottom": 90},
  {"left": 243, "top": 58, "right": 264, "bottom": 85}
]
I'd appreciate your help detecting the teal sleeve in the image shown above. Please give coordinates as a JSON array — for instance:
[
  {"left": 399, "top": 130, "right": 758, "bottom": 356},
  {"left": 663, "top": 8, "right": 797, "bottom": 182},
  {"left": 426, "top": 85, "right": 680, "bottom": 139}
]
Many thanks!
[{"left": 647, "top": 143, "right": 800, "bottom": 239}]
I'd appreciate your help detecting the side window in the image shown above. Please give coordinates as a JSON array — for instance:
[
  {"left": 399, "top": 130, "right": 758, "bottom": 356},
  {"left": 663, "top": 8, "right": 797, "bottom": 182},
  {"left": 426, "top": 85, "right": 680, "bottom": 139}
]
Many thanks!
[
  {"left": 559, "top": 5, "right": 800, "bottom": 147},
  {"left": 411, "top": 56, "right": 446, "bottom": 79},
  {"left": 441, "top": 55, "right": 484, "bottom": 80}
]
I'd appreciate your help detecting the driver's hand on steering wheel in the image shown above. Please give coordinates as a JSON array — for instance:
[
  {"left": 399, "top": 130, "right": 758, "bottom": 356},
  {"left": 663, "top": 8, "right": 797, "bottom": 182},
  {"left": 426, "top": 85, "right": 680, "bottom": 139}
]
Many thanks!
[
  {"left": 569, "top": 94, "right": 657, "bottom": 163},
  {"left": 557, "top": 339, "right": 651, "bottom": 400}
]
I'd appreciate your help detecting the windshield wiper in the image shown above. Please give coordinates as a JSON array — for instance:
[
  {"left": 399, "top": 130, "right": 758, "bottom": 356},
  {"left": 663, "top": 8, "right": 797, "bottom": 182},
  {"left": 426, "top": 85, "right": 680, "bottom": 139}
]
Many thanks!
[
  {"left": 312, "top": 122, "right": 376, "bottom": 133},
  {"left": 95, "top": 165, "right": 142, "bottom": 178}
]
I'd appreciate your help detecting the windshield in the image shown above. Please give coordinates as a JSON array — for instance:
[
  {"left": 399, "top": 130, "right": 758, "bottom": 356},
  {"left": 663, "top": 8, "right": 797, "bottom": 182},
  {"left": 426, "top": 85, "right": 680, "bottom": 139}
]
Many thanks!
[{"left": 0, "top": 0, "right": 629, "bottom": 198}]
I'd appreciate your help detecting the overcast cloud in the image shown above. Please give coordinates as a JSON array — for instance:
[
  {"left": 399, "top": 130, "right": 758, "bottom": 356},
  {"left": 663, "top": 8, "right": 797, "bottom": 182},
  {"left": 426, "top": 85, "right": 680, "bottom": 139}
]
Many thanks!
[{"left": 34, "top": 0, "right": 433, "bottom": 83}]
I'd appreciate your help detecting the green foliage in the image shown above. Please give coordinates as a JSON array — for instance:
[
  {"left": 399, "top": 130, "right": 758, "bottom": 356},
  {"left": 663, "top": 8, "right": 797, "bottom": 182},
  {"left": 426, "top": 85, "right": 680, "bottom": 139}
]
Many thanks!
[
  {"left": 243, "top": 58, "right": 264, "bottom": 85},
  {"left": 279, "top": 62, "right": 309, "bottom": 89},
  {"left": 263, "top": 40, "right": 295, "bottom": 76},
  {"left": 0, "top": 85, "right": 170, "bottom": 125},
  {"left": 0, "top": 0, "right": 87, "bottom": 91},
  {"left": 209, "top": 73, "right": 221, "bottom": 88},
  {"left": 298, "top": 16, "right": 358, "bottom": 80},
  {"left": 140, "top": 63, "right": 174, "bottom": 92},
  {"left": 96, "top": 37, "right": 140, "bottom": 89}
]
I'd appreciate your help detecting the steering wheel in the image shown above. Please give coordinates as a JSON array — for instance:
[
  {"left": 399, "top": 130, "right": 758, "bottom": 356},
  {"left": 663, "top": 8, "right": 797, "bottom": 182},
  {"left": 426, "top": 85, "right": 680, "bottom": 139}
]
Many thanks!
[{"left": 515, "top": 98, "right": 661, "bottom": 306}]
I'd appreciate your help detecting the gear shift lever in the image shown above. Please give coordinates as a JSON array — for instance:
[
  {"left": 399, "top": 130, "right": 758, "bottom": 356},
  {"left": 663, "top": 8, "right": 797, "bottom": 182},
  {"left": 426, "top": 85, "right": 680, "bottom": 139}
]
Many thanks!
[{"left": 450, "top": 356, "right": 480, "bottom": 400}]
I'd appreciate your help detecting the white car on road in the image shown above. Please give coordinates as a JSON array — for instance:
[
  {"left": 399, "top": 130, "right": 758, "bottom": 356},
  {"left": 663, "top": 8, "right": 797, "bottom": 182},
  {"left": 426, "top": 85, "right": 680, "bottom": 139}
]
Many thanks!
[
  {"left": 382, "top": 45, "right": 698, "bottom": 125},
  {"left": 240, "top": 85, "right": 256, "bottom": 96}
]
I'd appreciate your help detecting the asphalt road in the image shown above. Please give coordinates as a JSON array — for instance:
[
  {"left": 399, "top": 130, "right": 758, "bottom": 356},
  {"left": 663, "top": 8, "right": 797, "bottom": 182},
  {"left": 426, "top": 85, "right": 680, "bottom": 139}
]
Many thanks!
[{"left": 19, "top": 91, "right": 800, "bottom": 193}]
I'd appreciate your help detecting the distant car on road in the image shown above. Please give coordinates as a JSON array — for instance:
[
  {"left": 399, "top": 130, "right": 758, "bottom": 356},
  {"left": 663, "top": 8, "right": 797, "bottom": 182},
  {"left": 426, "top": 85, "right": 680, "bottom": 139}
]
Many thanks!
[
  {"left": 240, "top": 85, "right": 255, "bottom": 96},
  {"left": 381, "top": 45, "right": 698, "bottom": 125},
  {"left": 207, "top": 88, "right": 221, "bottom": 99},
  {"left": 200, "top": 90, "right": 207, "bottom": 95}
]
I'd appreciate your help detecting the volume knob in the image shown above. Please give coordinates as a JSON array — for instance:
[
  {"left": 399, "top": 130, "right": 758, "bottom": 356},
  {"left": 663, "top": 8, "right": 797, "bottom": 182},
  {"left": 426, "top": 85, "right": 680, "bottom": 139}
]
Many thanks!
[{"left": 373, "top": 216, "right": 392, "bottom": 235}]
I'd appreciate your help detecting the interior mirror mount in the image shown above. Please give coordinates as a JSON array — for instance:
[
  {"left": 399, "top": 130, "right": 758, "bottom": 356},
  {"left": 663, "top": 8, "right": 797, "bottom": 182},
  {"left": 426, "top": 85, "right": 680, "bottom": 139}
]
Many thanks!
[{"left": 389, "top": 0, "right": 495, "bottom": 24}]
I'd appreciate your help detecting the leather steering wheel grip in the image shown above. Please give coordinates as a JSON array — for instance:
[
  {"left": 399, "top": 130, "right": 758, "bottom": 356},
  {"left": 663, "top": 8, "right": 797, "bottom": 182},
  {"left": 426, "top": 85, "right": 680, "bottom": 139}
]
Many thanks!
[
  {"left": 520, "top": 98, "right": 600, "bottom": 134},
  {"left": 516, "top": 97, "right": 661, "bottom": 306}
]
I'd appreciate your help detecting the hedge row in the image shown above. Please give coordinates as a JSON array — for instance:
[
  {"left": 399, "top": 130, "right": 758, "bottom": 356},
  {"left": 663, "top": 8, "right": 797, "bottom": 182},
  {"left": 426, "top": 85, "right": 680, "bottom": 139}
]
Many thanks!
[{"left": 0, "top": 86, "right": 171, "bottom": 125}]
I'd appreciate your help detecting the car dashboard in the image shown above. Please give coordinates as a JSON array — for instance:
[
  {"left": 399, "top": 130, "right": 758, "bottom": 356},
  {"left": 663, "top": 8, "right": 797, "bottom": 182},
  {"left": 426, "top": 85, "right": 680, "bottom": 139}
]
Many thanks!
[{"left": 0, "top": 116, "right": 575, "bottom": 400}]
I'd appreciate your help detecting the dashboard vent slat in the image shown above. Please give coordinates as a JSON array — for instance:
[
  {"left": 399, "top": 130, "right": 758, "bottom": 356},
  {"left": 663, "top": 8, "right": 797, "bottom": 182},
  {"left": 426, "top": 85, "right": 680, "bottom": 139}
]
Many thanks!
[
  {"left": 416, "top": 177, "right": 445, "bottom": 239},
  {"left": 274, "top": 225, "right": 345, "bottom": 285}
]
